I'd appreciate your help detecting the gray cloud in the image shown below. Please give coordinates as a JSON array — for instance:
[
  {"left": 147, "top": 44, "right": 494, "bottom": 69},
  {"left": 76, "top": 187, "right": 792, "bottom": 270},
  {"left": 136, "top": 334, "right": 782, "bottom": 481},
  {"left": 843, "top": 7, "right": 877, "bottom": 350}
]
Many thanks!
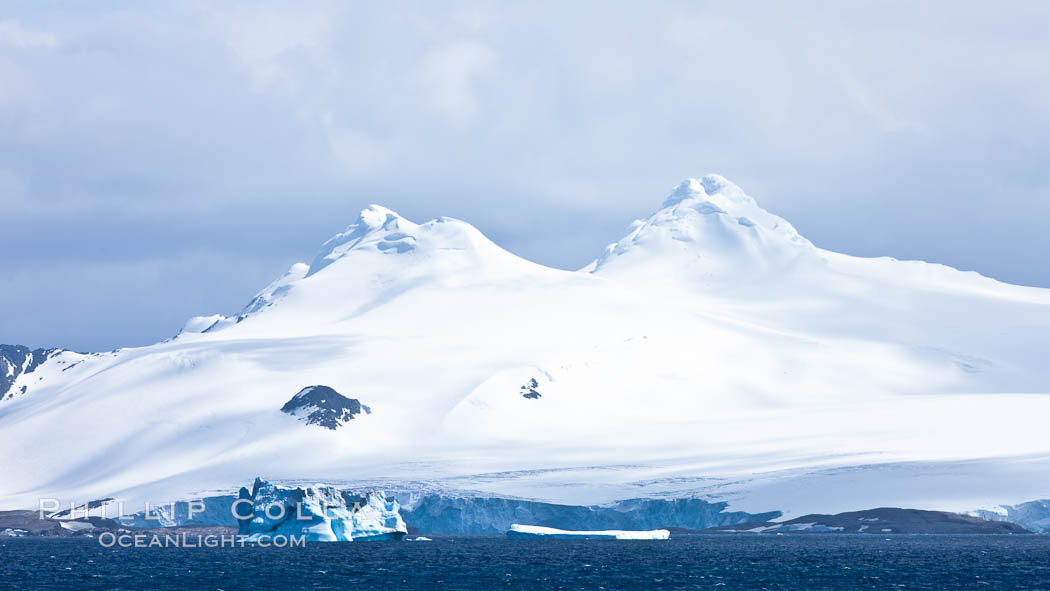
[{"left": 2, "top": 1, "right": 1049, "bottom": 351}]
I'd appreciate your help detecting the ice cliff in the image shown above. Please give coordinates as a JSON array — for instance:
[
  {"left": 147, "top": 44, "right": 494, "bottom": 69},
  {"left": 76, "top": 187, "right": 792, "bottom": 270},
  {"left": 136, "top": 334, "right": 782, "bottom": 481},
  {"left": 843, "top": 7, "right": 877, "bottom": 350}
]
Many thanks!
[
  {"left": 970, "top": 499, "right": 1050, "bottom": 533},
  {"left": 399, "top": 494, "right": 781, "bottom": 535},
  {"left": 234, "top": 479, "right": 406, "bottom": 542}
]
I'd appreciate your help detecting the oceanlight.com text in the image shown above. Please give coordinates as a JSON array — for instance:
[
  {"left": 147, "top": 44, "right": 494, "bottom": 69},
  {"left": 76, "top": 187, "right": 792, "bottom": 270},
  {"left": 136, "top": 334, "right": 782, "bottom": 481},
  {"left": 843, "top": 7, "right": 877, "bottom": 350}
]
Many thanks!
[{"left": 96, "top": 532, "right": 305, "bottom": 548}]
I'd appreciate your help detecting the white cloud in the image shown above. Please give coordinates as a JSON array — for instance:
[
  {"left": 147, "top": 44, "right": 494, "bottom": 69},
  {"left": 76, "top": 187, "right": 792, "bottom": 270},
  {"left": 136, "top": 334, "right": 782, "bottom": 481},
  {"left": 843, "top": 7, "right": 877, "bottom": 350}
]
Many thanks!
[
  {"left": 845, "top": 77, "right": 925, "bottom": 135},
  {"left": 204, "top": 3, "right": 341, "bottom": 89},
  {"left": 0, "top": 168, "right": 28, "bottom": 208},
  {"left": 412, "top": 39, "right": 498, "bottom": 125},
  {"left": 326, "top": 126, "right": 388, "bottom": 175},
  {"left": 0, "top": 20, "right": 58, "bottom": 49}
]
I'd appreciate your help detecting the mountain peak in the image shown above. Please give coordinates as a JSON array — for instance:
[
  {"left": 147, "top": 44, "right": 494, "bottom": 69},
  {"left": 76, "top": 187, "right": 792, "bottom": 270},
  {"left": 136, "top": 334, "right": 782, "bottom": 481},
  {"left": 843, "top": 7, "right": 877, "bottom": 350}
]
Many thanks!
[
  {"left": 655, "top": 175, "right": 802, "bottom": 242},
  {"left": 356, "top": 204, "right": 403, "bottom": 230},
  {"left": 306, "top": 205, "right": 420, "bottom": 276},
  {"left": 301, "top": 203, "right": 547, "bottom": 286},
  {"left": 588, "top": 175, "right": 814, "bottom": 278},
  {"left": 662, "top": 175, "right": 754, "bottom": 209}
]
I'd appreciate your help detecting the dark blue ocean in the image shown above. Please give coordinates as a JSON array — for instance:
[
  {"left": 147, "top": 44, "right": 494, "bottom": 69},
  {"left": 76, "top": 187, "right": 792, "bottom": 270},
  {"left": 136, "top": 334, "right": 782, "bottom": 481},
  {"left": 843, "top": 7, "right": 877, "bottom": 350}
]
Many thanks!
[{"left": 2, "top": 535, "right": 1049, "bottom": 590}]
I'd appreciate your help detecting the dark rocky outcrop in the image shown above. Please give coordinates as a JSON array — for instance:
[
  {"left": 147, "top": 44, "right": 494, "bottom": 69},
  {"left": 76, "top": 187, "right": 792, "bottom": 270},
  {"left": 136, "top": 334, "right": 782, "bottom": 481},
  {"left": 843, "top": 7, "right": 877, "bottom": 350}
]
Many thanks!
[
  {"left": 0, "top": 510, "right": 120, "bottom": 536},
  {"left": 45, "top": 498, "right": 114, "bottom": 519},
  {"left": 280, "top": 385, "right": 370, "bottom": 430},
  {"left": 520, "top": 379, "right": 541, "bottom": 399},
  {"left": 698, "top": 507, "right": 1032, "bottom": 534},
  {"left": 0, "top": 344, "right": 62, "bottom": 400}
]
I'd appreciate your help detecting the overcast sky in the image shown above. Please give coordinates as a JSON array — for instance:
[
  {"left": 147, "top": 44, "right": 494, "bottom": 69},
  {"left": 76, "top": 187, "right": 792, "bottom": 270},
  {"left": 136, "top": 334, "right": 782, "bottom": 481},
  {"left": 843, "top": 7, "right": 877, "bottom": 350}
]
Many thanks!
[{"left": 2, "top": 1, "right": 1049, "bottom": 352}]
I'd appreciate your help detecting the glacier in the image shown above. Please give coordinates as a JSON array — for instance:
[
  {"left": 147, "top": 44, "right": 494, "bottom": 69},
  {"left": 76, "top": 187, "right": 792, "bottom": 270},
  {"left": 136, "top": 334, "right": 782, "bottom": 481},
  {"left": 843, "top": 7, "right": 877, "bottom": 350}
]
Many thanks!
[
  {"left": 970, "top": 499, "right": 1050, "bottom": 533},
  {"left": 1, "top": 175, "right": 1048, "bottom": 531},
  {"left": 107, "top": 487, "right": 777, "bottom": 536},
  {"left": 399, "top": 494, "right": 779, "bottom": 535},
  {"left": 115, "top": 495, "right": 240, "bottom": 528}
]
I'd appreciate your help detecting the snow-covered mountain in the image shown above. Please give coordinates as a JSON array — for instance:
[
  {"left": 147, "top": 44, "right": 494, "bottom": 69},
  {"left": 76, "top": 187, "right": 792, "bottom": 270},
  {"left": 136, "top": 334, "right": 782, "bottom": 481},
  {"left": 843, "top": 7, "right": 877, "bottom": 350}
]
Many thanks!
[
  {"left": 0, "top": 345, "right": 85, "bottom": 401},
  {"left": 2, "top": 175, "right": 1049, "bottom": 524}
]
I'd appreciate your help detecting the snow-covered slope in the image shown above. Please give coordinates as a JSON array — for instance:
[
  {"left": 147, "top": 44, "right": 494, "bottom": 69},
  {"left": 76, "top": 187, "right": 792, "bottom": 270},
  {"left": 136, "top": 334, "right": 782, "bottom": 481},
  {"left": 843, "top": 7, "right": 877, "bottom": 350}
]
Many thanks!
[{"left": 1, "top": 176, "right": 1048, "bottom": 523}]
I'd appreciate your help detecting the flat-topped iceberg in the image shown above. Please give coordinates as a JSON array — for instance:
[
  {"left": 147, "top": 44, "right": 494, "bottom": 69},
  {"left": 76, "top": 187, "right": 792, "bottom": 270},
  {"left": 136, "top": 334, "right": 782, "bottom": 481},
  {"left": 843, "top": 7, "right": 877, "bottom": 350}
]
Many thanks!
[{"left": 506, "top": 524, "right": 669, "bottom": 540}]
